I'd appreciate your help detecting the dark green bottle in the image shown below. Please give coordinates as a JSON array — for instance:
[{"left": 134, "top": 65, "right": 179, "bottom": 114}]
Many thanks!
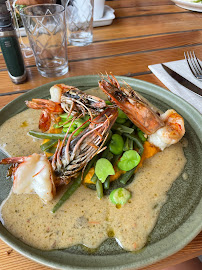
[{"left": 0, "top": 0, "right": 26, "bottom": 84}]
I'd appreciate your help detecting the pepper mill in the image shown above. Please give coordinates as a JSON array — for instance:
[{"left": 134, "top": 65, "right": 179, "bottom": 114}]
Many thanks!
[{"left": 0, "top": 0, "right": 27, "bottom": 84}]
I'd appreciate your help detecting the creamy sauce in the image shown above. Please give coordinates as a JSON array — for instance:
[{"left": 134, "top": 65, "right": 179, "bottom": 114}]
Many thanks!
[
  {"left": 0, "top": 92, "right": 187, "bottom": 252},
  {"left": 0, "top": 109, "right": 41, "bottom": 156}
]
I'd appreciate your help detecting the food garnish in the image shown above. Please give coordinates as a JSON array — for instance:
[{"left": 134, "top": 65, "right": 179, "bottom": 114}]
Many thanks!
[
  {"left": 109, "top": 187, "right": 131, "bottom": 205},
  {"left": 99, "top": 74, "right": 185, "bottom": 150},
  {"left": 117, "top": 150, "right": 141, "bottom": 171},
  {"left": 95, "top": 158, "right": 115, "bottom": 183},
  {"left": 0, "top": 75, "right": 185, "bottom": 212}
]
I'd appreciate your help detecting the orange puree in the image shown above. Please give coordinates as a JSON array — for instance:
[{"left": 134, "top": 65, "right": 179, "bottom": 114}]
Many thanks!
[{"left": 137, "top": 141, "right": 160, "bottom": 169}]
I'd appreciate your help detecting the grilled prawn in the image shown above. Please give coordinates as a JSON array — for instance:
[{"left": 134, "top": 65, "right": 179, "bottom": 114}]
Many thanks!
[
  {"left": 51, "top": 107, "right": 118, "bottom": 183},
  {"left": 0, "top": 154, "right": 56, "bottom": 202},
  {"left": 99, "top": 75, "right": 185, "bottom": 150},
  {"left": 0, "top": 107, "right": 118, "bottom": 201},
  {"left": 26, "top": 84, "right": 107, "bottom": 132}
]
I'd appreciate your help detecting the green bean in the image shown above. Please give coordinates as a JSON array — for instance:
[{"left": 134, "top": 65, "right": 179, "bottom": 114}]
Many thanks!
[
  {"left": 85, "top": 183, "right": 96, "bottom": 190},
  {"left": 63, "top": 121, "right": 75, "bottom": 128},
  {"left": 108, "top": 152, "right": 114, "bottom": 161},
  {"left": 45, "top": 146, "right": 56, "bottom": 154},
  {"left": 104, "top": 176, "right": 110, "bottom": 189},
  {"left": 54, "top": 116, "right": 90, "bottom": 133},
  {"left": 123, "top": 119, "right": 133, "bottom": 127},
  {"left": 96, "top": 179, "right": 103, "bottom": 199},
  {"left": 40, "top": 139, "right": 57, "bottom": 152},
  {"left": 104, "top": 130, "right": 112, "bottom": 145},
  {"left": 51, "top": 172, "right": 83, "bottom": 213},
  {"left": 112, "top": 123, "right": 134, "bottom": 134},
  {"left": 116, "top": 118, "right": 126, "bottom": 124},
  {"left": 123, "top": 137, "right": 133, "bottom": 151},
  {"left": 93, "top": 158, "right": 98, "bottom": 167},
  {"left": 119, "top": 167, "right": 136, "bottom": 185},
  {"left": 53, "top": 123, "right": 63, "bottom": 129},
  {"left": 63, "top": 126, "right": 75, "bottom": 134},
  {"left": 29, "top": 130, "right": 67, "bottom": 140},
  {"left": 73, "top": 128, "right": 83, "bottom": 136},
  {"left": 91, "top": 173, "right": 98, "bottom": 183},
  {"left": 74, "top": 119, "right": 87, "bottom": 128},
  {"left": 60, "top": 113, "right": 73, "bottom": 119},
  {"left": 111, "top": 154, "right": 121, "bottom": 165},
  {"left": 123, "top": 133, "right": 144, "bottom": 155},
  {"left": 129, "top": 138, "right": 134, "bottom": 150},
  {"left": 137, "top": 129, "right": 147, "bottom": 143},
  {"left": 132, "top": 124, "right": 138, "bottom": 130},
  {"left": 84, "top": 155, "right": 99, "bottom": 176},
  {"left": 123, "top": 138, "right": 129, "bottom": 151},
  {"left": 101, "top": 147, "right": 114, "bottom": 161},
  {"left": 105, "top": 100, "right": 112, "bottom": 105},
  {"left": 101, "top": 147, "right": 109, "bottom": 158}
]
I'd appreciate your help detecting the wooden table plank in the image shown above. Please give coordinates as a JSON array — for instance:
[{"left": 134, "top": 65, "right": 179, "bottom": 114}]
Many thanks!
[
  {"left": 1, "top": 29, "right": 202, "bottom": 71},
  {"left": 2, "top": 18, "right": 197, "bottom": 61},
  {"left": 109, "top": 0, "right": 175, "bottom": 9},
  {"left": 1, "top": 12, "right": 201, "bottom": 54},
  {"left": 111, "top": 0, "right": 189, "bottom": 18},
  {"left": 93, "top": 13, "right": 202, "bottom": 41},
  {"left": 114, "top": 6, "right": 188, "bottom": 18},
  {"left": 1, "top": 44, "right": 202, "bottom": 94}
]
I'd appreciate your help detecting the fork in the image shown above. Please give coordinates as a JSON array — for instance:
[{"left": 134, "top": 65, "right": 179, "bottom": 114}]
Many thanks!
[{"left": 184, "top": 51, "right": 202, "bottom": 81}]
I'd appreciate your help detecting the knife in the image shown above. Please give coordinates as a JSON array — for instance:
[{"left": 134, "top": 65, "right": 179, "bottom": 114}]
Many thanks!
[{"left": 161, "top": 63, "right": 202, "bottom": 97}]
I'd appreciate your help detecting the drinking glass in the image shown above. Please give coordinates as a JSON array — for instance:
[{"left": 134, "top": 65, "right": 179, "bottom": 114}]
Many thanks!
[
  {"left": 20, "top": 4, "right": 68, "bottom": 77},
  {"left": 64, "top": 0, "right": 93, "bottom": 46}
]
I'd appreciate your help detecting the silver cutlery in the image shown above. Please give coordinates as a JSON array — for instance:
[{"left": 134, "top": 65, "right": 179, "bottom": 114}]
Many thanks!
[
  {"left": 161, "top": 64, "right": 202, "bottom": 97},
  {"left": 184, "top": 51, "right": 202, "bottom": 81}
]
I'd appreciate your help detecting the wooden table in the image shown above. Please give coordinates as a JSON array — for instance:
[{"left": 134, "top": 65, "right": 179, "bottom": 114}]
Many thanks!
[{"left": 0, "top": 0, "right": 201, "bottom": 269}]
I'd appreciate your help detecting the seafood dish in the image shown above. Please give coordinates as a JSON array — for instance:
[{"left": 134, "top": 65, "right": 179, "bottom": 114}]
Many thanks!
[{"left": 0, "top": 75, "right": 192, "bottom": 254}]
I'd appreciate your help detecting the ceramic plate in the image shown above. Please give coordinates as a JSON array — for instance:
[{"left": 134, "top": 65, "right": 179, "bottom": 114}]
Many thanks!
[
  {"left": 171, "top": 0, "right": 202, "bottom": 12},
  {"left": 0, "top": 76, "right": 202, "bottom": 270}
]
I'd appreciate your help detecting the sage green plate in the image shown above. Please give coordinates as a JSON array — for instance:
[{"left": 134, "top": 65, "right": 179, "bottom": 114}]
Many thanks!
[{"left": 0, "top": 76, "right": 202, "bottom": 270}]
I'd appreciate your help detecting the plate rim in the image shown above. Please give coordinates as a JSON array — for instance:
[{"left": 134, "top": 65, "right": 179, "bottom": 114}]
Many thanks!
[
  {"left": 172, "top": 0, "right": 202, "bottom": 5},
  {"left": 171, "top": 0, "right": 202, "bottom": 12},
  {"left": 0, "top": 75, "right": 202, "bottom": 270}
]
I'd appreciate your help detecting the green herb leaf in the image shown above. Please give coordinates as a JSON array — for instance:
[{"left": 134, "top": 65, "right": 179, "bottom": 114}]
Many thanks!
[
  {"left": 118, "top": 150, "right": 141, "bottom": 171},
  {"left": 95, "top": 158, "right": 115, "bottom": 183}
]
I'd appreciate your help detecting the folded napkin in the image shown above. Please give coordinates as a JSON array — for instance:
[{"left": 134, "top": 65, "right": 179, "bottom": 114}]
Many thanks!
[{"left": 148, "top": 59, "right": 202, "bottom": 114}]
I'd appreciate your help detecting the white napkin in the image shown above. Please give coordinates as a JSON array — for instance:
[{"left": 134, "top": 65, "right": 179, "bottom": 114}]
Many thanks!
[{"left": 148, "top": 59, "right": 202, "bottom": 114}]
